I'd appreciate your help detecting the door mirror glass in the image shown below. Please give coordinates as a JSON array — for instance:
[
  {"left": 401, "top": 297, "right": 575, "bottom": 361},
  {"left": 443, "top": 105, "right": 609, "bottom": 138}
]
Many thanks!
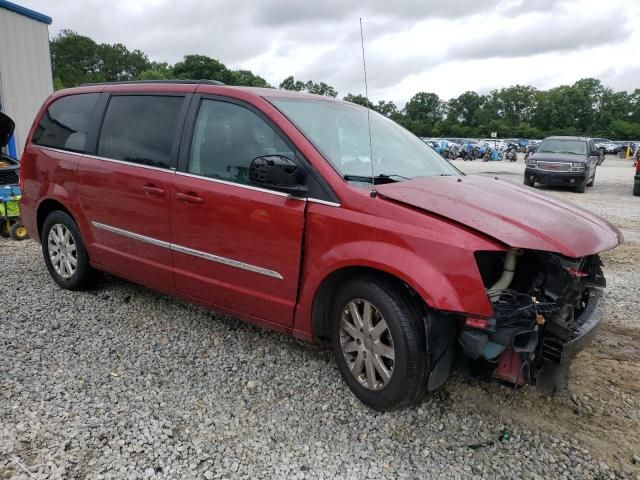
[
  {"left": 0, "top": 112, "right": 15, "bottom": 148},
  {"left": 250, "top": 155, "right": 307, "bottom": 196}
]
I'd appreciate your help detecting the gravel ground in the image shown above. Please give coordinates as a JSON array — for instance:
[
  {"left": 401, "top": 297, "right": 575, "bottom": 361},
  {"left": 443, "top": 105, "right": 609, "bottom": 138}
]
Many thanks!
[{"left": 1, "top": 155, "right": 639, "bottom": 479}]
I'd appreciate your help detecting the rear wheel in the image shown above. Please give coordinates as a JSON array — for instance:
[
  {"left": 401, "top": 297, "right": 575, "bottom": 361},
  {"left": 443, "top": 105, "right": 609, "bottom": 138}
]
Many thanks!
[
  {"left": 42, "top": 211, "right": 100, "bottom": 290},
  {"left": 331, "top": 276, "right": 431, "bottom": 411}
]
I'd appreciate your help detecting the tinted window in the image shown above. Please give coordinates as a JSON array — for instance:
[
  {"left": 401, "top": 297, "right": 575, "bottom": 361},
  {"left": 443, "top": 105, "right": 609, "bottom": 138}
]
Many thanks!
[
  {"left": 538, "top": 139, "right": 587, "bottom": 155},
  {"left": 189, "top": 99, "right": 294, "bottom": 185},
  {"left": 98, "top": 95, "right": 184, "bottom": 169},
  {"left": 32, "top": 93, "right": 100, "bottom": 152}
]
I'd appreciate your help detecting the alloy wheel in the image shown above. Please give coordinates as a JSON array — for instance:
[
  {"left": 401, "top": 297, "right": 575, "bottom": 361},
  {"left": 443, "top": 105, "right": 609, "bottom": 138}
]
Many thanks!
[
  {"left": 339, "top": 299, "right": 395, "bottom": 390},
  {"left": 47, "top": 223, "right": 78, "bottom": 279}
]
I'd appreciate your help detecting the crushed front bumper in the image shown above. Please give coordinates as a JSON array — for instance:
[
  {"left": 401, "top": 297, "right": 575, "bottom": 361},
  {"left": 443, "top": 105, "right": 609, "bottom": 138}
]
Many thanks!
[
  {"left": 536, "top": 288, "right": 604, "bottom": 395},
  {"left": 541, "top": 288, "right": 604, "bottom": 364}
]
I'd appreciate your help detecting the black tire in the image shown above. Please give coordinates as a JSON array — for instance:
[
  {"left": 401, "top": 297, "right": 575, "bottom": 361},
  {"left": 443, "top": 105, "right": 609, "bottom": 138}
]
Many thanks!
[
  {"left": 0, "top": 220, "right": 10, "bottom": 238},
  {"left": 42, "top": 210, "right": 100, "bottom": 290},
  {"left": 574, "top": 182, "right": 587, "bottom": 193},
  {"left": 633, "top": 180, "right": 640, "bottom": 196},
  {"left": 587, "top": 175, "right": 595, "bottom": 187},
  {"left": 330, "top": 276, "right": 430, "bottom": 411},
  {"left": 9, "top": 222, "right": 29, "bottom": 241},
  {"left": 524, "top": 179, "right": 535, "bottom": 187}
]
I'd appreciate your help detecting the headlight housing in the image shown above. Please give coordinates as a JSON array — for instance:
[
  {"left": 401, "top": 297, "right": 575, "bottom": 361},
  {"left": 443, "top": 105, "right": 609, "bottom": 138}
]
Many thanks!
[{"left": 570, "top": 163, "right": 586, "bottom": 172}]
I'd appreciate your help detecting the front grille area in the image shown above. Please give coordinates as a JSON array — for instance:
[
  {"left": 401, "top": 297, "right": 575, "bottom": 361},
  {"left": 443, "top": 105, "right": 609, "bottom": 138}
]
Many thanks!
[
  {"left": 0, "top": 169, "right": 18, "bottom": 186},
  {"left": 536, "top": 161, "right": 571, "bottom": 172}
]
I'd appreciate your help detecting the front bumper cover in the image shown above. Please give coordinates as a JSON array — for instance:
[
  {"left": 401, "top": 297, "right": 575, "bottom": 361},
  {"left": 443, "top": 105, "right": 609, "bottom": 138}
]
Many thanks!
[{"left": 541, "top": 288, "right": 604, "bottom": 365}]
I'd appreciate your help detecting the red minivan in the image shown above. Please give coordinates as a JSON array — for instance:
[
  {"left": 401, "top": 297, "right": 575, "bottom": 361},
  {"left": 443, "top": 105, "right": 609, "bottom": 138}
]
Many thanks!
[{"left": 14, "top": 81, "right": 622, "bottom": 410}]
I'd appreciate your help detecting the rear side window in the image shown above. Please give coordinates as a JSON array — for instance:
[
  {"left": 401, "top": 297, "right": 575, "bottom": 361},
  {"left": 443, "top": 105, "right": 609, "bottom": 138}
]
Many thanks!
[
  {"left": 98, "top": 95, "right": 184, "bottom": 169},
  {"left": 32, "top": 93, "right": 100, "bottom": 153}
]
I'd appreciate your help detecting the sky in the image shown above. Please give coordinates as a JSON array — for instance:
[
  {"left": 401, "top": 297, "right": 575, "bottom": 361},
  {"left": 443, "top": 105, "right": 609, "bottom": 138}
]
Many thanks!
[{"left": 20, "top": 0, "right": 640, "bottom": 105}]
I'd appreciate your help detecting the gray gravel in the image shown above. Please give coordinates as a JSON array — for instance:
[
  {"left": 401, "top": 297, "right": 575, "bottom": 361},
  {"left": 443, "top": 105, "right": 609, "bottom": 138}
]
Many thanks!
[{"left": 1, "top": 156, "right": 638, "bottom": 479}]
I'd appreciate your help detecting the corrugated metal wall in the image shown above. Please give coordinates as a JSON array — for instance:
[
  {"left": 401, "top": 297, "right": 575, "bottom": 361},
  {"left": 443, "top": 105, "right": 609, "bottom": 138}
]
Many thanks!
[{"left": 0, "top": 7, "right": 53, "bottom": 157}]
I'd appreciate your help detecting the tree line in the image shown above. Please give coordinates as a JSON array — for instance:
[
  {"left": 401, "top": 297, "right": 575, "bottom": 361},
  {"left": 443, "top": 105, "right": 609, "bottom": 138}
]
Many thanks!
[{"left": 51, "top": 30, "right": 640, "bottom": 139}]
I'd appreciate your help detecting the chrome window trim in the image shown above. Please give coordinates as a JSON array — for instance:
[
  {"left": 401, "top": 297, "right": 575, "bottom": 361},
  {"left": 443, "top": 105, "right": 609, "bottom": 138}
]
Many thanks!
[
  {"left": 32, "top": 146, "right": 341, "bottom": 207},
  {"left": 175, "top": 171, "right": 340, "bottom": 206},
  {"left": 32, "top": 145, "right": 175, "bottom": 173},
  {"left": 175, "top": 171, "right": 293, "bottom": 198},
  {"left": 307, "top": 198, "right": 341, "bottom": 208},
  {"left": 91, "top": 221, "right": 283, "bottom": 280}
]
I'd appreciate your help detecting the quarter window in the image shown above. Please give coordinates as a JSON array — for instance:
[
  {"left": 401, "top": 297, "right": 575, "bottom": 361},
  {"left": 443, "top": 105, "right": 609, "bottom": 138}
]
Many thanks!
[
  {"left": 98, "top": 95, "right": 184, "bottom": 169},
  {"left": 32, "top": 93, "right": 100, "bottom": 153},
  {"left": 189, "top": 99, "right": 294, "bottom": 185}
]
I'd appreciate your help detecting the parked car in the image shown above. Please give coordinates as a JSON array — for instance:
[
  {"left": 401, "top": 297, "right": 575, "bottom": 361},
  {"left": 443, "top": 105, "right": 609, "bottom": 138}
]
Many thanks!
[
  {"left": 13, "top": 82, "right": 622, "bottom": 410},
  {"left": 592, "top": 138, "right": 620, "bottom": 155},
  {"left": 524, "top": 136, "right": 599, "bottom": 193}
]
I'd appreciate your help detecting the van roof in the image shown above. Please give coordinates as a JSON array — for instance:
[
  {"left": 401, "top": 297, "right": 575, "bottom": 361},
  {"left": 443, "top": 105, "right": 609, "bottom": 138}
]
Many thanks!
[{"left": 63, "top": 80, "right": 344, "bottom": 103}]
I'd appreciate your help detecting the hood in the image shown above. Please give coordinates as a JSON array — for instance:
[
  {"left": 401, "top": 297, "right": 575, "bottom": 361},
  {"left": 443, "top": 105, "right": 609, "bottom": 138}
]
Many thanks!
[
  {"left": 0, "top": 112, "right": 15, "bottom": 148},
  {"left": 376, "top": 175, "right": 622, "bottom": 258},
  {"left": 531, "top": 152, "right": 586, "bottom": 163}
]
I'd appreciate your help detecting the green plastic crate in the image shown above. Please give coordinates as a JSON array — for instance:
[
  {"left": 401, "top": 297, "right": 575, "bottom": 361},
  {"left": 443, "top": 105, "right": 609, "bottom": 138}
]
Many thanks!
[{"left": 0, "top": 196, "right": 21, "bottom": 218}]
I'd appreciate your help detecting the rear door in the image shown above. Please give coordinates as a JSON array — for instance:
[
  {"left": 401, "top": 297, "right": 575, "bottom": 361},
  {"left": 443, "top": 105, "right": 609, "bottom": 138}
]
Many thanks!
[
  {"left": 170, "top": 96, "right": 307, "bottom": 327},
  {"left": 76, "top": 93, "right": 190, "bottom": 291}
]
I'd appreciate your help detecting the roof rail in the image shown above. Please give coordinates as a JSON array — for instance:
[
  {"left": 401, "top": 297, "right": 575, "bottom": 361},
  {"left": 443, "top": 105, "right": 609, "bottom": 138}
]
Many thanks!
[{"left": 79, "top": 79, "right": 226, "bottom": 87}]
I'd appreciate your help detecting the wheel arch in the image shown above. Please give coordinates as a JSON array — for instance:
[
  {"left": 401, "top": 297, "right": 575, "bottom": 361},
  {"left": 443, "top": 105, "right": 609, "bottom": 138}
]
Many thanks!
[
  {"left": 311, "top": 266, "right": 428, "bottom": 342},
  {"left": 36, "top": 198, "right": 75, "bottom": 241}
]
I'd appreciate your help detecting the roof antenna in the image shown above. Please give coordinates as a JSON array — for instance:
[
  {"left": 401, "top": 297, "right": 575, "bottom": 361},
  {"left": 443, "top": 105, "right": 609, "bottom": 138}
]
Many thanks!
[{"left": 360, "top": 18, "right": 376, "bottom": 198}]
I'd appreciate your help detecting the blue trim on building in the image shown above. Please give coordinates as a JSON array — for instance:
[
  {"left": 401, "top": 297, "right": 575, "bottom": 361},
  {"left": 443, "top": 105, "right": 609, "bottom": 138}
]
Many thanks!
[{"left": 0, "top": 0, "right": 52, "bottom": 25}]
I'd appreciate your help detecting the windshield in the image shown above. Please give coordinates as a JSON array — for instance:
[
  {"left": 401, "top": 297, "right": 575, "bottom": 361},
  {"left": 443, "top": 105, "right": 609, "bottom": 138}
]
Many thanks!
[
  {"left": 538, "top": 139, "right": 587, "bottom": 155},
  {"left": 270, "top": 98, "right": 459, "bottom": 180}
]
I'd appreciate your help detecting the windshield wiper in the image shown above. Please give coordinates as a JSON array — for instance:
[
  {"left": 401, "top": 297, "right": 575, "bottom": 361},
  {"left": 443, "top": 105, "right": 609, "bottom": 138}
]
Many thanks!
[{"left": 343, "top": 173, "right": 411, "bottom": 183}]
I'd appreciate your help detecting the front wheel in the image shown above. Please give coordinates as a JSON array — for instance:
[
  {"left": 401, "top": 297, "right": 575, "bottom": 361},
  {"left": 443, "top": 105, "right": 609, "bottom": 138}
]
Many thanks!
[
  {"left": 42, "top": 211, "right": 101, "bottom": 290},
  {"left": 524, "top": 179, "right": 535, "bottom": 187},
  {"left": 331, "top": 277, "right": 431, "bottom": 411}
]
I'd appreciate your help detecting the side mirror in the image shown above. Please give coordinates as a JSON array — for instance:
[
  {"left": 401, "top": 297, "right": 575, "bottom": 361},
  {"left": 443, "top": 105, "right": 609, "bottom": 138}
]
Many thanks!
[
  {"left": 249, "top": 155, "right": 308, "bottom": 197},
  {"left": 0, "top": 112, "right": 15, "bottom": 148}
]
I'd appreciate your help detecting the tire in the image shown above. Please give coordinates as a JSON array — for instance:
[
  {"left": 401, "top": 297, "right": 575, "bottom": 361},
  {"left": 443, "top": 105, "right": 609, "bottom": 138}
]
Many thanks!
[
  {"left": 0, "top": 220, "right": 10, "bottom": 238},
  {"left": 330, "top": 276, "right": 430, "bottom": 411},
  {"left": 587, "top": 175, "right": 595, "bottom": 187},
  {"left": 9, "top": 222, "right": 29, "bottom": 241},
  {"left": 524, "top": 179, "right": 535, "bottom": 187},
  {"left": 42, "top": 210, "right": 100, "bottom": 290},
  {"left": 574, "top": 182, "right": 587, "bottom": 193},
  {"left": 633, "top": 180, "right": 640, "bottom": 196}
]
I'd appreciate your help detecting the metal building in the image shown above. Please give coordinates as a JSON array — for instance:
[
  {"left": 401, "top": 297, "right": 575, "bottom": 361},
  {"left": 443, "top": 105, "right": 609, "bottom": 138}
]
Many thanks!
[{"left": 0, "top": 0, "right": 53, "bottom": 158}]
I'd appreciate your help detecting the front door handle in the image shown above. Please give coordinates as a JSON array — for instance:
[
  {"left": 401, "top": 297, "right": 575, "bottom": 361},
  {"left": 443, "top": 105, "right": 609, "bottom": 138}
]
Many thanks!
[
  {"left": 142, "top": 184, "right": 165, "bottom": 196},
  {"left": 176, "top": 192, "right": 203, "bottom": 204}
]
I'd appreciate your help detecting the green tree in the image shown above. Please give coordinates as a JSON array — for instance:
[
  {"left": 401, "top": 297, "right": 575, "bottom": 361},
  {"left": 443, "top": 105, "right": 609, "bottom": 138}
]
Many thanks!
[
  {"left": 343, "top": 93, "right": 374, "bottom": 108},
  {"left": 280, "top": 76, "right": 338, "bottom": 97},
  {"left": 50, "top": 30, "right": 102, "bottom": 87},
  {"left": 172, "top": 55, "right": 232, "bottom": 83}
]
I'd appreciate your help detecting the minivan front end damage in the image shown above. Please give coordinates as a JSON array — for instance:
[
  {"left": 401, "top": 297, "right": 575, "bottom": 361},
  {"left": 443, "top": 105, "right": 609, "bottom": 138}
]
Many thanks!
[{"left": 458, "top": 249, "right": 606, "bottom": 395}]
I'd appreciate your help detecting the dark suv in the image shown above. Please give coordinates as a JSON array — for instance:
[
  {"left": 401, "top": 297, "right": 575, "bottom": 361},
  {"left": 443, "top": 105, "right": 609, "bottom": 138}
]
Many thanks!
[{"left": 524, "top": 136, "right": 599, "bottom": 193}]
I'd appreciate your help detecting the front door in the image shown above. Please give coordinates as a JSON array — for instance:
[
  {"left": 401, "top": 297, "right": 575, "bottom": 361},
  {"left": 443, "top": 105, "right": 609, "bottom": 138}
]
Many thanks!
[
  {"left": 77, "top": 94, "right": 188, "bottom": 291},
  {"left": 171, "top": 98, "right": 306, "bottom": 327}
]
